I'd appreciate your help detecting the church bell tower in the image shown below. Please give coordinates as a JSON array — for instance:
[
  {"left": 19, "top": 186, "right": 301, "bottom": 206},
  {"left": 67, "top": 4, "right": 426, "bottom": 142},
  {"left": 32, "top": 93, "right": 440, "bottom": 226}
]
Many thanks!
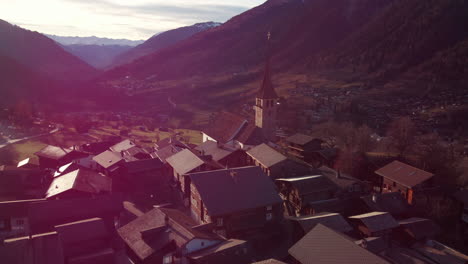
[{"left": 254, "top": 32, "right": 278, "bottom": 141}]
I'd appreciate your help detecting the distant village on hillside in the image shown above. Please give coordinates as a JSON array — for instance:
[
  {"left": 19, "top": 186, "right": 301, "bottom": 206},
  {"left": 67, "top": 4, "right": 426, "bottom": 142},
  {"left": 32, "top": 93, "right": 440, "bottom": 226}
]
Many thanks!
[{"left": 1, "top": 54, "right": 468, "bottom": 264}]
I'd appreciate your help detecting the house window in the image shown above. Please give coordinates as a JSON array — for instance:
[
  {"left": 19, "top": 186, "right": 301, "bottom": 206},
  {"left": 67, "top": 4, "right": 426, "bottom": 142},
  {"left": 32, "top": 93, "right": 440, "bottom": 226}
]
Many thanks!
[
  {"left": 266, "top": 213, "right": 273, "bottom": 221},
  {"left": 163, "top": 255, "right": 172, "bottom": 264},
  {"left": 393, "top": 182, "right": 397, "bottom": 187},
  {"left": 16, "top": 219, "right": 25, "bottom": 225},
  {"left": 0, "top": 219, "right": 10, "bottom": 230},
  {"left": 217, "top": 218, "right": 224, "bottom": 227},
  {"left": 266, "top": 205, "right": 272, "bottom": 211}
]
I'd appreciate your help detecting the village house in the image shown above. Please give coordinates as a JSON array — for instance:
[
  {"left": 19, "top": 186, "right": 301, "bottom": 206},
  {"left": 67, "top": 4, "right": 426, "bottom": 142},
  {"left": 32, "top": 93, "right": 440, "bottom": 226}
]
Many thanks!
[
  {"left": 45, "top": 169, "right": 112, "bottom": 200},
  {"left": 0, "top": 165, "right": 47, "bottom": 199},
  {"left": 35, "top": 145, "right": 88, "bottom": 169},
  {"left": 284, "top": 133, "right": 323, "bottom": 162},
  {"left": 375, "top": 161, "right": 435, "bottom": 204},
  {"left": 154, "top": 137, "right": 188, "bottom": 151},
  {"left": 275, "top": 175, "right": 338, "bottom": 216},
  {"left": 286, "top": 212, "right": 353, "bottom": 243},
  {"left": 308, "top": 148, "right": 338, "bottom": 168},
  {"left": 93, "top": 150, "right": 125, "bottom": 177},
  {"left": 122, "top": 158, "right": 169, "bottom": 202},
  {"left": 0, "top": 194, "right": 123, "bottom": 242},
  {"left": 288, "top": 224, "right": 391, "bottom": 264},
  {"left": 187, "top": 166, "right": 283, "bottom": 239},
  {"left": 302, "top": 198, "right": 347, "bottom": 216},
  {"left": 1, "top": 217, "right": 126, "bottom": 264},
  {"left": 118, "top": 207, "right": 250, "bottom": 264},
  {"left": 109, "top": 139, "right": 136, "bottom": 153},
  {"left": 194, "top": 140, "right": 247, "bottom": 168},
  {"left": 247, "top": 143, "right": 311, "bottom": 179},
  {"left": 315, "top": 166, "right": 368, "bottom": 198},
  {"left": 166, "top": 148, "right": 222, "bottom": 200},
  {"left": 202, "top": 111, "right": 265, "bottom": 149},
  {"left": 154, "top": 144, "right": 185, "bottom": 164},
  {"left": 348, "top": 212, "right": 399, "bottom": 238},
  {"left": 17, "top": 157, "right": 39, "bottom": 169},
  {"left": 395, "top": 217, "right": 439, "bottom": 245},
  {"left": 359, "top": 192, "right": 411, "bottom": 219}
]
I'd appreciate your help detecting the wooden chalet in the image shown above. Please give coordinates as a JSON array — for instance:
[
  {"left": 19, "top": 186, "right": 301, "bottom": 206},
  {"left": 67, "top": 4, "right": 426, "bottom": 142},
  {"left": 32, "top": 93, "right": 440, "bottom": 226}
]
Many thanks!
[
  {"left": 348, "top": 212, "right": 399, "bottom": 238},
  {"left": 187, "top": 166, "right": 283, "bottom": 238},
  {"left": 0, "top": 194, "right": 123, "bottom": 242},
  {"left": 202, "top": 112, "right": 265, "bottom": 149},
  {"left": 395, "top": 217, "right": 439, "bottom": 244},
  {"left": 286, "top": 212, "right": 353, "bottom": 243},
  {"left": 118, "top": 207, "right": 250, "bottom": 264},
  {"left": 375, "top": 161, "right": 434, "bottom": 204},
  {"left": 194, "top": 140, "right": 247, "bottom": 168},
  {"left": 276, "top": 175, "right": 338, "bottom": 216},
  {"left": 285, "top": 133, "right": 323, "bottom": 162},
  {"left": 92, "top": 150, "right": 125, "bottom": 177},
  {"left": 166, "top": 148, "right": 222, "bottom": 200},
  {"left": 288, "top": 224, "right": 390, "bottom": 264},
  {"left": 34, "top": 145, "right": 88, "bottom": 169},
  {"left": 247, "top": 143, "right": 311, "bottom": 179},
  {"left": 45, "top": 169, "right": 112, "bottom": 200}
]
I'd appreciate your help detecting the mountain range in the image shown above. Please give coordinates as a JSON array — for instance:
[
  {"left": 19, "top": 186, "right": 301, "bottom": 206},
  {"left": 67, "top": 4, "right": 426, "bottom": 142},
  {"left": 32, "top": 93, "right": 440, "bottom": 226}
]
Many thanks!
[
  {"left": 1, "top": 0, "right": 467, "bottom": 132},
  {"left": 46, "top": 35, "right": 144, "bottom": 46}
]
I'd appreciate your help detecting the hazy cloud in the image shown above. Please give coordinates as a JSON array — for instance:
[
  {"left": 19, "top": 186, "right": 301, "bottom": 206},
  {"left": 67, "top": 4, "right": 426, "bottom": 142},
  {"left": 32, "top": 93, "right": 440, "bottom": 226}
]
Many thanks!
[{"left": 0, "top": 0, "right": 265, "bottom": 39}]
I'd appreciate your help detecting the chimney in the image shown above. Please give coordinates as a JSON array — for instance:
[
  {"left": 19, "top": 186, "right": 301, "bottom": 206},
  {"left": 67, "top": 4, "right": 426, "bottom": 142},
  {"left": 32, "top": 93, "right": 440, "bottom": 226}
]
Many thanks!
[
  {"left": 336, "top": 170, "right": 341, "bottom": 179},
  {"left": 121, "top": 151, "right": 124, "bottom": 157}
]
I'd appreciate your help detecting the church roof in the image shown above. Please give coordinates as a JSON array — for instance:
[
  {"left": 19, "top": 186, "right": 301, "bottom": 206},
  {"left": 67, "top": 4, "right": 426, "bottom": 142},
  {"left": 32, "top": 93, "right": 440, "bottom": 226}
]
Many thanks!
[{"left": 257, "top": 59, "right": 278, "bottom": 99}]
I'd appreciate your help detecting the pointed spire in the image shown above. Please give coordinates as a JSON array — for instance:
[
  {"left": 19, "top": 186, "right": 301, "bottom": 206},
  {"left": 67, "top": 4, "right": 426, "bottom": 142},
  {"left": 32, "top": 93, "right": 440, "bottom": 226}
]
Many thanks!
[{"left": 257, "top": 31, "right": 278, "bottom": 99}]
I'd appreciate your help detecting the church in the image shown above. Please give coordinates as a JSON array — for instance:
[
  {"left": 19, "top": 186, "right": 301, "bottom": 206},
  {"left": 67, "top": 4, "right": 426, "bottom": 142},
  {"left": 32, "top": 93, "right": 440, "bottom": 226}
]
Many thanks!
[{"left": 201, "top": 54, "right": 279, "bottom": 149}]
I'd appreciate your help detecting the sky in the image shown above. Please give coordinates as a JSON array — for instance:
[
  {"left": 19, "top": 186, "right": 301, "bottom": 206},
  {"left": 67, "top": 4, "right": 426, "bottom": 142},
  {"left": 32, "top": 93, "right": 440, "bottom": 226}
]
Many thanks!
[{"left": 0, "top": 0, "right": 266, "bottom": 40}]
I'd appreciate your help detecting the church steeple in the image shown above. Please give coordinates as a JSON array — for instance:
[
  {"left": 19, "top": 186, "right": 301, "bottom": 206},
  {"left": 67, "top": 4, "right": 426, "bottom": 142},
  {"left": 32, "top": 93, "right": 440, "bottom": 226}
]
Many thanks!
[
  {"left": 254, "top": 31, "right": 278, "bottom": 141},
  {"left": 257, "top": 58, "right": 278, "bottom": 99}
]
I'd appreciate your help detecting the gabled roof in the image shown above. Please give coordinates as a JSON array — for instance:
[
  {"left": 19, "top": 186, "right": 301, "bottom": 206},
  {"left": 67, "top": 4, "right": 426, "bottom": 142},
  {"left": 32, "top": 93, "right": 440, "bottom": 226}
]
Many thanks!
[
  {"left": 361, "top": 192, "right": 410, "bottom": 216},
  {"left": 17, "top": 158, "right": 37, "bottom": 168},
  {"left": 117, "top": 208, "right": 167, "bottom": 260},
  {"left": 195, "top": 141, "right": 235, "bottom": 162},
  {"left": 289, "top": 224, "right": 390, "bottom": 264},
  {"left": 109, "top": 139, "right": 135, "bottom": 153},
  {"left": 316, "top": 166, "right": 361, "bottom": 190},
  {"left": 398, "top": 217, "right": 439, "bottom": 240},
  {"left": 186, "top": 239, "right": 248, "bottom": 261},
  {"left": 155, "top": 144, "right": 184, "bottom": 163},
  {"left": 276, "top": 175, "right": 338, "bottom": 196},
  {"left": 286, "top": 133, "right": 316, "bottom": 146},
  {"left": 257, "top": 59, "right": 278, "bottom": 99},
  {"left": 92, "top": 151, "right": 123, "bottom": 169},
  {"left": 349, "top": 212, "right": 399, "bottom": 233},
  {"left": 287, "top": 212, "right": 353, "bottom": 234},
  {"left": 355, "top": 237, "right": 388, "bottom": 254},
  {"left": 45, "top": 169, "right": 112, "bottom": 199},
  {"left": 118, "top": 208, "right": 222, "bottom": 261},
  {"left": 188, "top": 166, "right": 282, "bottom": 216},
  {"left": 375, "top": 160, "right": 434, "bottom": 188},
  {"left": 203, "top": 112, "right": 265, "bottom": 145},
  {"left": 124, "top": 158, "right": 164, "bottom": 174},
  {"left": 35, "top": 145, "right": 73, "bottom": 160},
  {"left": 155, "top": 137, "right": 187, "bottom": 150},
  {"left": 166, "top": 149, "right": 205, "bottom": 175},
  {"left": 247, "top": 143, "right": 287, "bottom": 168}
]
